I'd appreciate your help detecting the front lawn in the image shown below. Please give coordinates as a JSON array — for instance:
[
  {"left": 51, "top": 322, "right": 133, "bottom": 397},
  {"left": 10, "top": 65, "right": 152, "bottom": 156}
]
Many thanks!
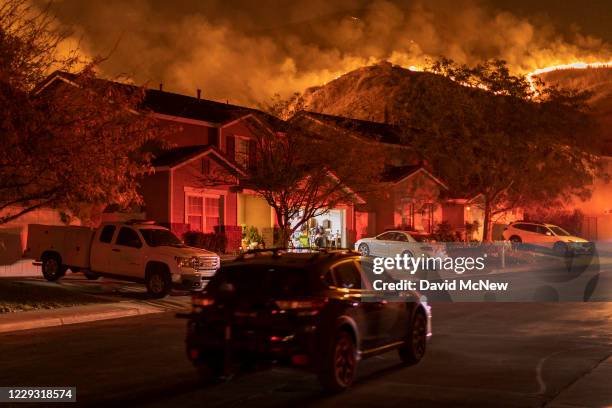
[{"left": 0, "top": 279, "right": 109, "bottom": 313}]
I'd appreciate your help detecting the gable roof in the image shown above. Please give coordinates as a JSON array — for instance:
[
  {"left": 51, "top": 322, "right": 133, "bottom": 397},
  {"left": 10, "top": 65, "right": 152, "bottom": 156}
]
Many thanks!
[
  {"left": 152, "top": 145, "right": 246, "bottom": 176},
  {"left": 291, "top": 110, "right": 430, "bottom": 147},
  {"left": 144, "top": 90, "right": 250, "bottom": 124},
  {"left": 382, "top": 165, "right": 448, "bottom": 189},
  {"left": 291, "top": 111, "right": 403, "bottom": 144},
  {"left": 35, "top": 71, "right": 284, "bottom": 129}
]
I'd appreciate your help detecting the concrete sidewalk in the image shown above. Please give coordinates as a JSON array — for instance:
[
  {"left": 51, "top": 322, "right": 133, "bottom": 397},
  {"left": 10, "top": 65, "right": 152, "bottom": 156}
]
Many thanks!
[
  {"left": 547, "top": 355, "right": 612, "bottom": 408},
  {"left": 0, "top": 259, "right": 40, "bottom": 277},
  {"left": 0, "top": 301, "right": 165, "bottom": 334}
]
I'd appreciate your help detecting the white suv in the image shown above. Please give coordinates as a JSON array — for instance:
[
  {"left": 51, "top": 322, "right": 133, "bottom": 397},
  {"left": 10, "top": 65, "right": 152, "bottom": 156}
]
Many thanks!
[{"left": 502, "top": 222, "right": 593, "bottom": 256}]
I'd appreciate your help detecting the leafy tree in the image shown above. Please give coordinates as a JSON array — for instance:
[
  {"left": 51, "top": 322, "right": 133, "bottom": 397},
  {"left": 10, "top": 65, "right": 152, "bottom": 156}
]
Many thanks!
[
  {"left": 398, "top": 58, "right": 605, "bottom": 241},
  {"left": 0, "top": 0, "right": 162, "bottom": 224}
]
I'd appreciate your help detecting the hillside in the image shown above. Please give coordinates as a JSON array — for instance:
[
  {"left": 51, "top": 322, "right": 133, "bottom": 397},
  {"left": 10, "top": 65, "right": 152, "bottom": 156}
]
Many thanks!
[
  {"left": 297, "top": 62, "right": 612, "bottom": 153},
  {"left": 299, "top": 61, "right": 467, "bottom": 124},
  {"left": 538, "top": 67, "right": 612, "bottom": 152}
]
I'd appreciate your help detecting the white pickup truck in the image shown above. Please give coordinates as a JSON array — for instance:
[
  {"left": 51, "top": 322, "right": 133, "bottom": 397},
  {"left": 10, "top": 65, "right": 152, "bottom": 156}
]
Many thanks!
[{"left": 25, "top": 220, "right": 220, "bottom": 297}]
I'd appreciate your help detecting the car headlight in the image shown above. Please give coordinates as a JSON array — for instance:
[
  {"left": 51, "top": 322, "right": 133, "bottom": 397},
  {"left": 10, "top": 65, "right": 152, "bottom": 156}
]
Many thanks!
[{"left": 175, "top": 256, "right": 196, "bottom": 268}]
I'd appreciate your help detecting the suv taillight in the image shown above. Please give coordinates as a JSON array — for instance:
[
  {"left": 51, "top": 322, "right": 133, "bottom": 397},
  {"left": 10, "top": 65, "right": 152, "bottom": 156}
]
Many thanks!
[
  {"left": 274, "top": 298, "right": 328, "bottom": 315},
  {"left": 192, "top": 296, "right": 215, "bottom": 307}
]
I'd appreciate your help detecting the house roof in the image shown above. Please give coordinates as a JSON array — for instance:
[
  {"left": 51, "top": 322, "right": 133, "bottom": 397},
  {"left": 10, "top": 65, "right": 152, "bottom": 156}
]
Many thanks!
[
  {"left": 152, "top": 144, "right": 246, "bottom": 176},
  {"left": 291, "top": 111, "right": 430, "bottom": 146},
  {"left": 152, "top": 145, "right": 212, "bottom": 167},
  {"left": 382, "top": 165, "right": 448, "bottom": 189},
  {"left": 291, "top": 111, "right": 403, "bottom": 144},
  {"left": 143, "top": 90, "right": 253, "bottom": 124},
  {"left": 381, "top": 165, "right": 422, "bottom": 182},
  {"left": 35, "top": 71, "right": 285, "bottom": 129}
]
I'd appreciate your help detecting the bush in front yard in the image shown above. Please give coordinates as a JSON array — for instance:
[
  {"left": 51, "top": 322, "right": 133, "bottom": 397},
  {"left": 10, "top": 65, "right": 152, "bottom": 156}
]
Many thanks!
[{"left": 182, "top": 231, "right": 228, "bottom": 253}]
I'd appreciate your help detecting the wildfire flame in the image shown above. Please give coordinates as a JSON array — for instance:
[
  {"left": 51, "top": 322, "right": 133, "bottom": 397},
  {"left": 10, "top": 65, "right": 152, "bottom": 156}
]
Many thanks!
[{"left": 526, "top": 61, "right": 612, "bottom": 95}]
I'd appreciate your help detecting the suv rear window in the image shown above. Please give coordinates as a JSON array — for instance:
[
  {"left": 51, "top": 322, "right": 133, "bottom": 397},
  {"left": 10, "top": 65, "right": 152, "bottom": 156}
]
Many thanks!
[
  {"left": 207, "top": 265, "right": 311, "bottom": 296},
  {"left": 332, "top": 261, "right": 362, "bottom": 289}
]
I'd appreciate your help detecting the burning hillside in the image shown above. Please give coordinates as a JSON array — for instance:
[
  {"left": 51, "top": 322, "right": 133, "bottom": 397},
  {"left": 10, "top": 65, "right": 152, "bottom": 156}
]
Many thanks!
[
  {"left": 536, "top": 65, "right": 612, "bottom": 151},
  {"left": 296, "top": 61, "right": 466, "bottom": 124},
  {"left": 293, "top": 60, "right": 612, "bottom": 153}
]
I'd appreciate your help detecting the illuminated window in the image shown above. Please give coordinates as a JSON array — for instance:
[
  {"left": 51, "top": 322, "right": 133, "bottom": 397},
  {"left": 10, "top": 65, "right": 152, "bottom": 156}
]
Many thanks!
[
  {"left": 186, "top": 194, "right": 222, "bottom": 233},
  {"left": 204, "top": 197, "right": 220, "bottom": 233},
  {"left": 235, "top": 137, "right": 249, "bottom": 168},
  {"left": 187, "top": 196, "right": 203, "bottom": 231}
]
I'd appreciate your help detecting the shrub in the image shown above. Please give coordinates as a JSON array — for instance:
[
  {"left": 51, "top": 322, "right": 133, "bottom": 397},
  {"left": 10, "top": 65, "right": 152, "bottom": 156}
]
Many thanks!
[
  {"left": 524, "top": 209, "right": 584, "bottom": 236},
  {"left": 433, "top": 221, "right": 458, "bottom": 242},
  {"left": 182, "top": 231, "right": 227, "bottom": 253},
  {"left": 242, "top": 226, "right": 264, "bottom": 250}
]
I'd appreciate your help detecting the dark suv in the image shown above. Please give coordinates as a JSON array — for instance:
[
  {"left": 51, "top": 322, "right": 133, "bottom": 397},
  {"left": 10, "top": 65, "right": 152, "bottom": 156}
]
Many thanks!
[{"left": 178, "top": 249, "right": 431, "bottom": 392}]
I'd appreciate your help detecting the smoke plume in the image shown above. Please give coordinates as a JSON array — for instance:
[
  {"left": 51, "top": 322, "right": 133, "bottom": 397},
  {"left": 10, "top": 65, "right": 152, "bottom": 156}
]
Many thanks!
[{"left": 42, "top": 0, "right": 611, "bottom": 106}]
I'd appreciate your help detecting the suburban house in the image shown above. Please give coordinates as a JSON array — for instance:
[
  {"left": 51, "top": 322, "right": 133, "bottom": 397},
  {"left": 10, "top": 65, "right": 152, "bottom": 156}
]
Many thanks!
[
  {"left": 25, "top": 73, "right": 367, "bottom": 251},
  {"left": 3, "top": 70, "right": 607, "bottom": 270},
  {"left": 290, "top": 111, "right": 521, "bottom": 240}
]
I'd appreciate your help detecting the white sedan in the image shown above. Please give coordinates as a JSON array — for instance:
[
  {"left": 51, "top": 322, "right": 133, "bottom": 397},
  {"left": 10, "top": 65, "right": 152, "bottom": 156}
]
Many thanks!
[{"left": 355, "top": 230, "right": 445, "bottom": 258}]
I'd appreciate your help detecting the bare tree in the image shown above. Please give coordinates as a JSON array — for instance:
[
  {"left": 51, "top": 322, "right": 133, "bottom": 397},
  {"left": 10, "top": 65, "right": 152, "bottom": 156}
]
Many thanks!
[{"left": 204, "top": 116, "right": 385, "bottom": 247}]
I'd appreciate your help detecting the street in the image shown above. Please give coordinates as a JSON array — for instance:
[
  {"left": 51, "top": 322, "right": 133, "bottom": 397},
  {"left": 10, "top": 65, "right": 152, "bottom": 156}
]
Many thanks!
[{"left": 1, "top": 302, "right": 610, "bottom": 407}]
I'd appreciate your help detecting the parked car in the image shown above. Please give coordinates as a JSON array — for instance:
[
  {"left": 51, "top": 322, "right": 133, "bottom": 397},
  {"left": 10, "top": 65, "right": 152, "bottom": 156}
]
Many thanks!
[
  {"left": 355, "top": 230, "right": 446, "bottom": 258},
  {"left": 502, "top": 221, "right": 593, "bottom": 256},
  {"left": 179, "top": 249, "right": 431, "bottom": 392},
  {"left": 25, "top": 221, "right": 220, "bottom": 297}
]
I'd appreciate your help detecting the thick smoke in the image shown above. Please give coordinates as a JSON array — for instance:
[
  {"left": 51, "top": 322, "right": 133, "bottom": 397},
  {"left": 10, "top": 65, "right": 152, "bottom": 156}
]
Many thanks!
[{"left": 43, "top": 0, "right": 611, "bottom": 106}]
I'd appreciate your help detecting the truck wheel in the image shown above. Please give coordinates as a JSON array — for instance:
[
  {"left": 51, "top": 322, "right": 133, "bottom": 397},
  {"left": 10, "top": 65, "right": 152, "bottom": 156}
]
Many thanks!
[
  {"left": 146, "top": 265, "right": 171, "bottom": 298},
  {"left": 398, "top": 310, "right": 427, "bottom": 365},
  {"left": 317, "top": 330, "right": 357, "bottom": 392},
  {"left": 41, "top": 253, "right": 66, "bottom": 282}
]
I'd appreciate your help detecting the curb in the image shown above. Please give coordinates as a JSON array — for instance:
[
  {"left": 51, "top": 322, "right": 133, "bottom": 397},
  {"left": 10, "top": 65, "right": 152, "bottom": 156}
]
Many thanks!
[
  {"left": 0, "top": 302, "right": 165, "bottom": 334},
  {"left": 546, "top": 355, "right": 612, "bottom": 408}
]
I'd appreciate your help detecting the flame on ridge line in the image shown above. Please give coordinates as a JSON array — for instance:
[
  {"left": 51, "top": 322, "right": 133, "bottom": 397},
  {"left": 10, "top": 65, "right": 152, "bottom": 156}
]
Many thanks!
[
  {"left": 406, "top": 60, "right": 612, "bottom": 95},
  {"left": 526, "top": 61, "right": 612, "bottom": 94}
]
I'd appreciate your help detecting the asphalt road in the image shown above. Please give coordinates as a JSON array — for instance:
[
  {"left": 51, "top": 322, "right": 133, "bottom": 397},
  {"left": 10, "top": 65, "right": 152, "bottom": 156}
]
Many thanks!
[{"left": 1, "top": 303, "right": 611, "bottom": 407}]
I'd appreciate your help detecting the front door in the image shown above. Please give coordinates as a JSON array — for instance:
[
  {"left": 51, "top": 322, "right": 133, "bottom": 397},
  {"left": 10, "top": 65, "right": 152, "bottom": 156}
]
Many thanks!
[{"left": 110, "top": 227, "right": 144, "bottom": 278}]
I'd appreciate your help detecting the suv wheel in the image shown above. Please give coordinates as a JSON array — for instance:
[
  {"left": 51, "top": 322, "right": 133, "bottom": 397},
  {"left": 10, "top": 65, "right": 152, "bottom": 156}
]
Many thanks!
[
  {"left": 398, "top": 311, "right": 427, "bottom": 365},
  {"left": 509, "top": 235, "right": 522, "bottom": 250},
  {"left": 318, "top": 331, "right": 357, "bottom": 392},
  {"left": 41, "top": 254, "right": 66, "bottom": 282},
  {"left": 358, "top": 243, "right": 370, "bottom": 256},
  {"left": 146, "top": 266, "right": 172, "bottom": 298}
]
